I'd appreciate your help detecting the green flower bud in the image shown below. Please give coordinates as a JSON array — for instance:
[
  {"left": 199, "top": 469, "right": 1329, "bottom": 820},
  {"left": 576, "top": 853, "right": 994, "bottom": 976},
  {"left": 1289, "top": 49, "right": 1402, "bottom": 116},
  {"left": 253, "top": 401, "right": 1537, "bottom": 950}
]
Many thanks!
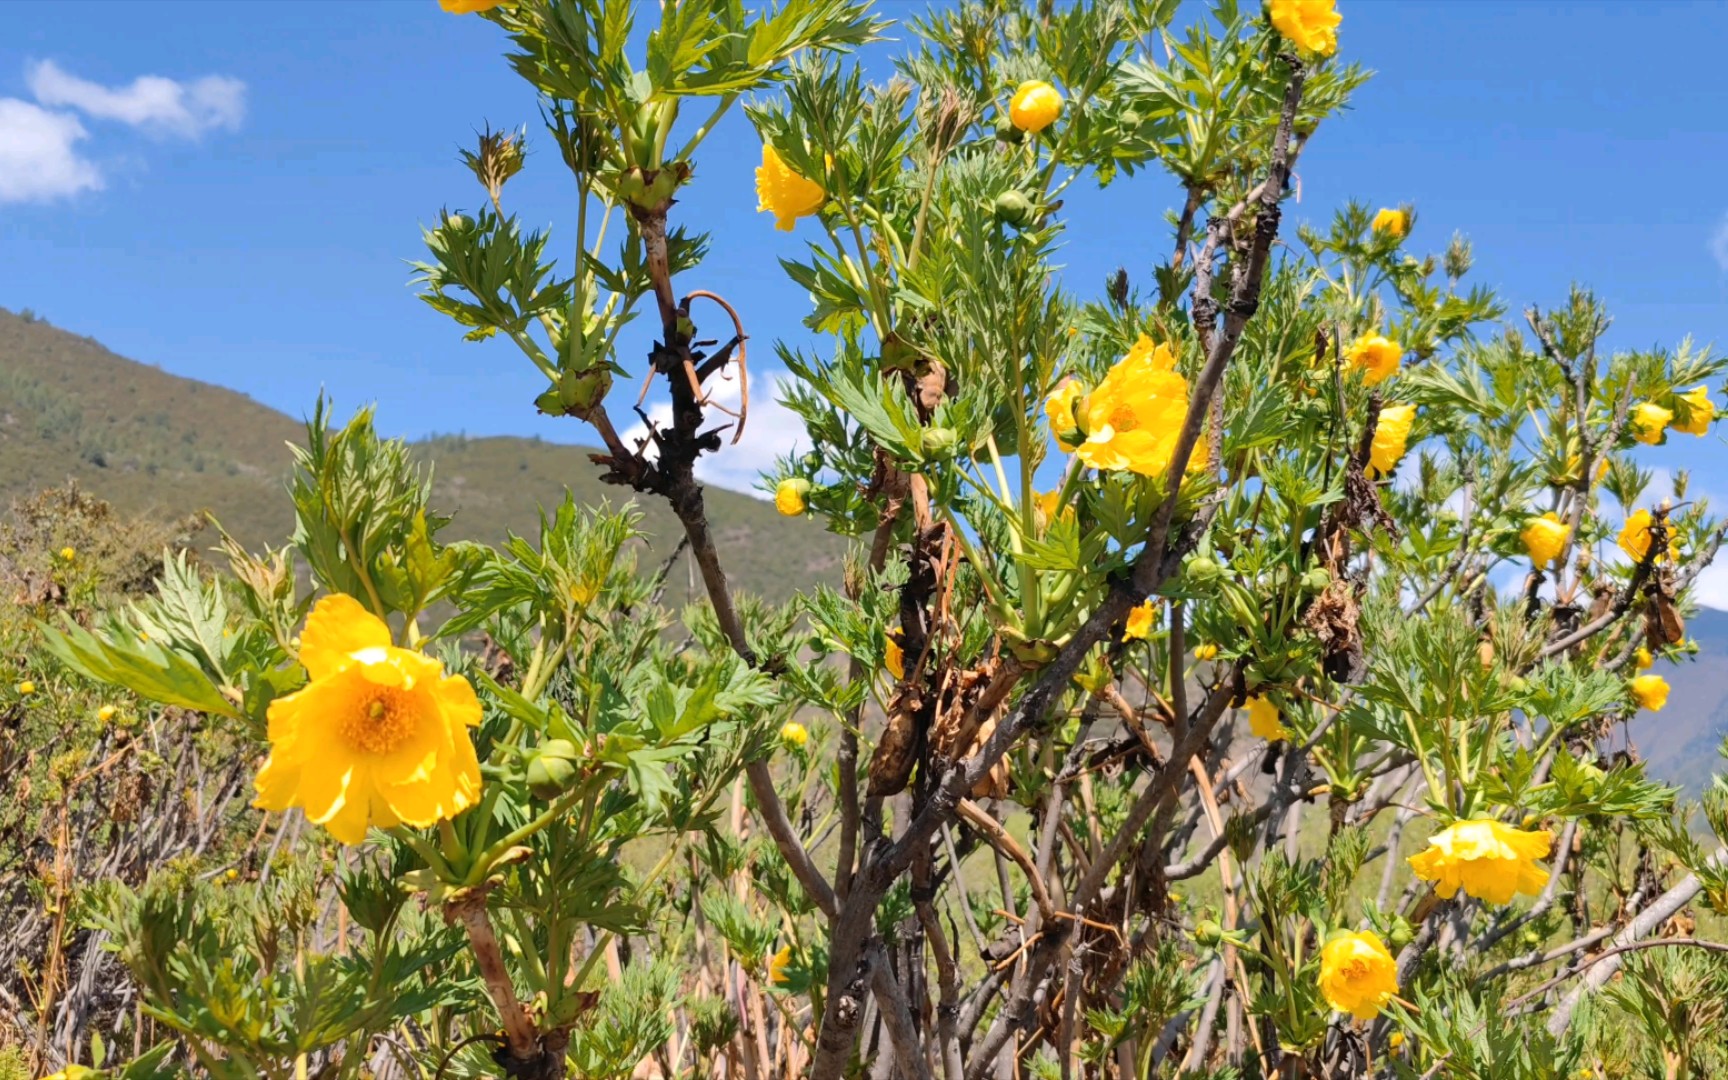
[
  {"left": 1187, "top": 555, "right": 1224, "bottom": 585},
  {"left": 526, "top": 739, "right": 581, "bottom": 800},
  {"left": 993, "top": 113, "right": 1025, "bottom": 145},
  {"left": 1387, "top": 919, "right": 1414, "bottom": 950},
  {"left": 1194, "top": 919, "right": 1223, "bottom": 946},
  {"left": 992, "top": 190, "right": 1036, "bottom": 228},
  {"left": 921, "top": 427, "right": 960, "bottom": 458},
  {"left": 1300, "top": 566, "right": 1331, "bottom": 593}
]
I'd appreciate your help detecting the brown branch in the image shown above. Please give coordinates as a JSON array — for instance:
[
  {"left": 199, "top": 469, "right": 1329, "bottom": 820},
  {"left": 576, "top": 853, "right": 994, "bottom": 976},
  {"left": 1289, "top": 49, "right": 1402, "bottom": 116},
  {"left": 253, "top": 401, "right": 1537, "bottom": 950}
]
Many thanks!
[{"left": 450, "top": 898, "right": 540, "bottom": 1063}]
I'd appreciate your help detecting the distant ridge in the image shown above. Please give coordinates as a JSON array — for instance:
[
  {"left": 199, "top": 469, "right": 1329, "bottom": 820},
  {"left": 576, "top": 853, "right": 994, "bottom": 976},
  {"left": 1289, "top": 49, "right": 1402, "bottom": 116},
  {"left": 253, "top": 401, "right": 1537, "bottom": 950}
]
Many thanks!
[{"left": 0, "top": 307, "right": 845, "bottom": 604}]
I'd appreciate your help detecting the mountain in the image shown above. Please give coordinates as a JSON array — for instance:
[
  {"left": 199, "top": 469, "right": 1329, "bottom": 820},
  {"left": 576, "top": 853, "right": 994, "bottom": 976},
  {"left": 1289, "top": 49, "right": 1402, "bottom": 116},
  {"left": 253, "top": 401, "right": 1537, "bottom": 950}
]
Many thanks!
[
  {"left": 0, "top": 307, "right": 845, "bottom": 604},
  {"left": 1628, "top": 607, "right": 1728, "bottom": 795}
]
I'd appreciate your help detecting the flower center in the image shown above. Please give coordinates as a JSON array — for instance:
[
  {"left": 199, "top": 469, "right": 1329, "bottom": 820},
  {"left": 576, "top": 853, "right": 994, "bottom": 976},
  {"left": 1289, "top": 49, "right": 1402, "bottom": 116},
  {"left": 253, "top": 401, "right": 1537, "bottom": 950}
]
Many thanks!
[
  {"left": 341, "top": 689, "right": 416, "bottom": 755},
  {"left": 1106, "top": 403, "right": 1139, "bottom": 433}
]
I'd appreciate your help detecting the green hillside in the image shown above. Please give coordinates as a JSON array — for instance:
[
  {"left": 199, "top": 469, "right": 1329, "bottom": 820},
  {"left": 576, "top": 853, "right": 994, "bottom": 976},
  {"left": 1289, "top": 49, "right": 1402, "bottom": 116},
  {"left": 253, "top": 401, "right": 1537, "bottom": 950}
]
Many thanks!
[{"left": 0, "top": 307, "right": 845, "bottom": 603}]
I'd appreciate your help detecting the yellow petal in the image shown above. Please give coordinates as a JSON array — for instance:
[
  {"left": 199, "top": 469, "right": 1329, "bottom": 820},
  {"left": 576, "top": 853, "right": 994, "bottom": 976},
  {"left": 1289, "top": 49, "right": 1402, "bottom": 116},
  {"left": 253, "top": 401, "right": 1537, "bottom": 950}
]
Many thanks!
[{"left": 299, "top": 594, "right": 392, "bottom": 681}]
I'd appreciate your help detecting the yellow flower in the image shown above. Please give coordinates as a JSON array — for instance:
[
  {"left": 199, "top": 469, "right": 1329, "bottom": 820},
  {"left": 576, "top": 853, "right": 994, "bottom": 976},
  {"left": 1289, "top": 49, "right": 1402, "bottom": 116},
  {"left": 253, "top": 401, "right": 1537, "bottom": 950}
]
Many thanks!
[
  {"left": 1245, "top": 696, "right": 1289, "bottom": 741},
  {"left": 44, "top": 1068, "right": 98, "bottom": 1080},
  {"left": 775, "top": 478, "right": 810, "bottom": 516},
  {"left": 1044, "top": 379, "right": 1085, "bottom": 451},
  {"left": 97, "top": 704, "right": 116, "bottom": 722},
  {"left": 59, "top": 546, "right": 76, "bottom": 562},
  {"left": 1388, "top": 1032, "right": 1405, "bottom": 1050},
  {"left": 1194, "top": 643, "right": 1219, "bottom": 661},
  {"left": 1672, "top": 385, "right": 1715, "bottom": 436},
  {"left": 439, "top": 0, "right": 508, "bottom": 11},
  {"left": 1371, "top": 207, "right": 1409, "bottom": 239},
  {"left": 224, "top": 868, "right": 240, "bottom": 881},
  {"left": 1008, "top": 81, "right": 1063, "bottom": 133},
  {"left": 755, "top": 144, "right": 824, "bottom": 232},
  {"left": 1368, "top": 404, "right": 1415, "bottom": 478},
  {"left": 15, "top": 681, "right": 34, "bottom": 696},
  {"left": 1123, "top": 600, "right": 1159, "bottom": 642},
  {"left": 1268, "top": 0, "right": 1342, "bottom": 57},
  {"left": 1630, "top": 673, "right": 1669, "bottom": 712},
  {"left": 1344, "top": 335, "right": 1401, "bottom": 386},
  {"left": 779, "top": 721, "right": 809, "bottom": 750},
  {"left": 254, "top": 594, "right": 483, "bottom": 846},
  {"left": 1630, "top": 401, "right": 1671, "bottom": 445},
  {"left": 1520, "top": 512, "right": 1570, "bottom": 568},
  {"left": 885, "top": 637, "right": 905, "bottom": 681},
  {"left": 1075, "top": 336, "right": 1191, "bottom": 477},
  {"left": 1318, "top": 930, "right": 1398, "bottom": 1020},
  {"left": 1617, "top": 509, "right": 1666, "bottom": 565},
  {"left": 1407, "top": 819, "right": 1554, "bottom": 905},
  {"left": 767, "top": 945, "right": 793, "bottom": 986},
  {"left": 1634, "top": 646, "right": 1654, "bottom": 671}
]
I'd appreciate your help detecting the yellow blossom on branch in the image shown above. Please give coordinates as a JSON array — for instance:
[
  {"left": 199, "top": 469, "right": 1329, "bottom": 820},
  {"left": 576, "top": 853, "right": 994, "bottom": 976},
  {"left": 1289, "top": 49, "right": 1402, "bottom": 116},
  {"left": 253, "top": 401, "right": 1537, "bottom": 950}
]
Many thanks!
[
  {"left": 1368, "top": 404, "right": 1415, "bottom": 478},
  {"left": 755, "top": 144, "right": 825, "bottom": 232},
  {"left": 1123, "top": 600, "right": 1158, "bottom": 641},
  {"left": 884, "top": 637, "right": 905, "bottom": 681},
  {"left": 1630, "top": 401, "right": 1671, "bottom": 445},
  {"left": 1407, "top": 819, "right": 1554, "bottom": 905},
  {"left": 253, "top": 594, "right": 483, "bottom": 845},
  {"left": 1671, "top": 385, "right": 1715, "bottom": 435},
  {"left": 1617, "top": 509, "right": 1666, "bottom": 565},
  {"left": 775, "top": 478, "right": 810, "bottom": 516},
  {"left": 1318, "top": 930, "right": 1397, "bottom": 1020},
  {"left": 1634, "top": 646, "right": 1654, "bottom": 671},
  {"left": 1269, "top": 0, "right": 1342, "bottom": 58},
  {"left": 1245, "top": 696, "right": 1289, "bottom": 741},
  {"left": 1043, "top": 380, "right": 1085, "bottom": 451},
  {"left": 1194, "top": 643, "right": 1219, "bottom": 661},
  {"left": 1520, "top": 512, "right": 1570, "bottom": 567},
  {"left": 1008, "top": 81, "right": 1063, "bottom": 133},
  {"left": 767, "top": 945, "right": 793, "bottom": 986},
  {"left": 1074, "top": 336, "right": 1191, "bottom": 477},
  {"left": 779, "top": 721, "right": 809, "bottom": 750},
  {"left": 439, "top": 0, "right": 509, "bottom": 12},
  {"left": 1371, "top": 207, "right": 1408, "bottom": 239},
  {"left": 1630, "top": 673, "right": 1669, "bottom": 712},
  {"left": 1344, "top": 335, "right": 1401, "bottom": 386}
]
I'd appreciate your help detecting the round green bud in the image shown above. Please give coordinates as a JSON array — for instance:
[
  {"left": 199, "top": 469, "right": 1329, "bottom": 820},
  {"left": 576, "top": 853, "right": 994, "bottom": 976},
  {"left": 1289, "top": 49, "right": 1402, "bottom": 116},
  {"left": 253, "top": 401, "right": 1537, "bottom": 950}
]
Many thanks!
[{"left": 992, "top": 190, "right": 1036, "bottom": 228}]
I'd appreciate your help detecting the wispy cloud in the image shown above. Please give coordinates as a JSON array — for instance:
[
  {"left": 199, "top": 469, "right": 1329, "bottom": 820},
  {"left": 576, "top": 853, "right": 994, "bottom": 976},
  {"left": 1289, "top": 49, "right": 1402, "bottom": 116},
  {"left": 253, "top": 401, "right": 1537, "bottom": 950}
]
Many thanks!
[
  {"left": 621, "top": 371, "right": 805, "bottom": 497},
  {"left": 1712, "top": 213, "right": 1728, "bottom": 273},
  {"left": 26, "top": 60, "right": 244, "bottom": 139},
  {"left": 0, "top": 60, "right": 245, "bottom": 205},
  {"left": 0, "top": 99, "right": 101, "bottom": 203}
]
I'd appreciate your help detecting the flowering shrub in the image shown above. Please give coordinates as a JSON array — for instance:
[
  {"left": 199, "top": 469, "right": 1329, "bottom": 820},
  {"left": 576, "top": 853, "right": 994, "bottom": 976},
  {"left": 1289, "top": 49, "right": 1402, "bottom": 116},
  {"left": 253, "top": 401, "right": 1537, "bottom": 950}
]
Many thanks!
[{"left": 10, "top": 1, "right": 1728, "bottom": 1078}]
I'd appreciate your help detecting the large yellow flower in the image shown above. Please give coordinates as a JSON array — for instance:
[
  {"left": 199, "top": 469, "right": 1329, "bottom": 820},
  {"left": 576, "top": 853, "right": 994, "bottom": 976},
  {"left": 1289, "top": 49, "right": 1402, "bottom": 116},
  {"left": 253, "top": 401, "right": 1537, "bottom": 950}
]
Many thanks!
[
  {"left": 1368, "top": 404, "right": 1415, "bottom": 478},
  {"left": 1318, "top": 930, "right": 1397, "bottom": 1020},
  {"left": 254, "top": 594, "right": 483, "bottom": 845},
  {"left": 1407, "top": 819, "right": 1553, "bottom": 905},
  {"left": 1520, "top": 512, "right": 1570, "bottom": 567},
  {"left": 1123, "top": 600, "right": 1159, "bottom": 641},
  {"left": 1618, "top": 509, "right": 1666, "bottom": 565},
  {"left": 1672, "top": 385, "right": 1715, "bottom": 436},
  {"left": 1245, "top": 696, "right": 1289, "bottom": 741},
  {"left": 1344, "top": 334, "right": 1401, "bottom": 386},
  {"left": 439, "top": 0, "right": 508, "bottom": 11},
  {"left": 1630, "top": 673, "right": 1670, "bottom": 712},
  {"left": 755, "top": 144, "right": 825, "bottom": 232},
  {"left": 1371, "top": 207, "right": 1408, "bottom": 239},
  {"left": 1075, "top": 336, "right": 1191, "bottom": 477},
  {"left": 1008, "top": 81, "right": 1063, "bottom": 133},
  {"left": 1630, "top": 401, "right": 1672, "bottom": 445},
  {"left": 1268, "top": 0, "right": 1341, "bottom": 57}
]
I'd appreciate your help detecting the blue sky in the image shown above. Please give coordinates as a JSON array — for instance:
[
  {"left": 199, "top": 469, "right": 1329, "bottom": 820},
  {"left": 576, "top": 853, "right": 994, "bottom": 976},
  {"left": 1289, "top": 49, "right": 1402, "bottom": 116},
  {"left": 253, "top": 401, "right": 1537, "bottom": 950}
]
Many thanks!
[{"left": 3, "top": 0, "right": 1726, "bottom": 509}]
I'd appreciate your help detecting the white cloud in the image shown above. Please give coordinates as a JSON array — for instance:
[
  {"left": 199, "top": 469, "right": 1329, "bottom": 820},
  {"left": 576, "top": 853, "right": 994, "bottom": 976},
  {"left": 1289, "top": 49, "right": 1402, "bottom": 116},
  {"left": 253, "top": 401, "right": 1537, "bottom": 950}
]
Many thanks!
[
  {"left": 620, "top": 369, "right": 807, "bottom": 497},
  {"left": 0, "top": 98, "right": 101, "bottom": 203},
  {"left": 26, "top": 60, "right": 244, "bottom": 138}
]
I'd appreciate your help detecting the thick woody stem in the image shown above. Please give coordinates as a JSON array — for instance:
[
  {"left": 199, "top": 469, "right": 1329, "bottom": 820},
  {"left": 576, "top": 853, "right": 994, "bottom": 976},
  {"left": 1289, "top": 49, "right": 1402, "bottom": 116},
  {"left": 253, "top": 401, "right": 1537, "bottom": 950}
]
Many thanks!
[{"left": 453, "top": 899, "right": 540, "bottom": 1063}]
